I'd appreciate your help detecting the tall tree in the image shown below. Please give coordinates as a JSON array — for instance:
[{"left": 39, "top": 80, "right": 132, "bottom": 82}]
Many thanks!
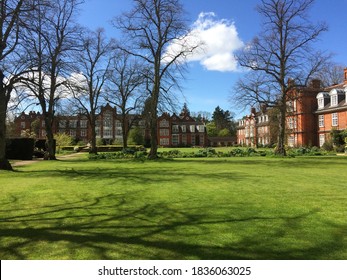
[
  {"left": 105, "top": 50, "right": 145, "bottom": 148},
  {"left": 234, "top": 0, "right": 329, "bottom": 155},
  {"left": 20, "top": 0, "right": 82, "bottom": 159},
  {"left": 115, "top": 0, "right": 199, "bottom": 159},
  {"left": 68, "top": 28, "right": 114, "bottom": 154},
  {"left": 212, "top": 106, "right": 235, "bottom": 136},
  {"left": 0, "top": 0, "right": 34, "bottom": 170}
]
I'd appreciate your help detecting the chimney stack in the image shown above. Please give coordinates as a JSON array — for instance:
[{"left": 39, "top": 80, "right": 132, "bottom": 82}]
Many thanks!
[
  {"left": 310, "top": 79, "right": 321, "bottom": 89},
  {"left": 344, "top": 67, "right": 347, "bottom": 85}
]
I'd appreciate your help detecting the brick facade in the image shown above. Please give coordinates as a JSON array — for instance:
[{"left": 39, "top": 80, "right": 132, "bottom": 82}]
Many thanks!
[
  {"left": 157, "top": 111, "right": 207, "bottom": 147},
  {"left": 237, "top": 68, "right": 347, "bottom": 148},
  {"left": 13, "top": 104, "right": 207, "bottom": 147},
  {"left": 237, "top": 107, "right": 275, "bottom": 147}
]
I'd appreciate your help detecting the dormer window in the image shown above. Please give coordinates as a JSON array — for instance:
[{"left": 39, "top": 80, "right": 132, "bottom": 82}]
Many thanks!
[
  {"left": 331, "top": 94, "right": 338, "bottom": 107},
  {"left": 316, "top": 92, "right": 329, "bottom": 109}
]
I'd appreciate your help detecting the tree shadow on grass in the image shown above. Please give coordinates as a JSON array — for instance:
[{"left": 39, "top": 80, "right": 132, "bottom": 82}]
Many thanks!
[{"left": 0, "top": 193, "right": 346, "bottom": 260}]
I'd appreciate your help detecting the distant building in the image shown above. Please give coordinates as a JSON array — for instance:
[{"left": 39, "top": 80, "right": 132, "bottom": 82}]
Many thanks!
[
  {"left": 157, "top": 108, "right": 208, "bottom": 147},
  {"left": 14, "top": 104, "right": 207, "bottom": 147},
  {"left": 315, "top": 69, "right": 347, "bottom": 147},
  {"left": 237, "top": 107, "right": 275, "bottom": 147},
  {"left": 237, "top": 67, "right": 347, "bottom": 148},
  {"left": 286, "top": 79, "right": 322, "bottom": 147}
]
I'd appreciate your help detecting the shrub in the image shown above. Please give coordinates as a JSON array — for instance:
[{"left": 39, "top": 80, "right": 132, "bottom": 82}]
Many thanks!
[{"left": 322, "top": 142, "right": 334, "bottom": 152}]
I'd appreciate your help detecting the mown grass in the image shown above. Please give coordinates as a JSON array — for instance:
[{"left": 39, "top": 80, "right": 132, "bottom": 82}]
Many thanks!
[{"left": 1, "top": 155, "right": 347, "bottom": 260}]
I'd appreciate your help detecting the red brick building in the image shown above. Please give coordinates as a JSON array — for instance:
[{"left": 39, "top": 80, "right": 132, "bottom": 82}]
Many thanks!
[
  {"left": 237, "top": 107, "right": 275, "bottom": 147},
  {"left": 14, "top": 104, "right": 207, "bottom": 147},
  {"left": 157, "top": 110, "right": 207, "bottom": 147},
  {"left": 13, "top": 104, "right": 136, "bottom": 145},
  {"left": 237, "top": 68, "right": 347, "bottom": 148},
  {"left": 315, "top": 69, "right": 347, "bottom": 147},
  {"left": 286, "top": 79, "right": 322, "bottom": 147}
]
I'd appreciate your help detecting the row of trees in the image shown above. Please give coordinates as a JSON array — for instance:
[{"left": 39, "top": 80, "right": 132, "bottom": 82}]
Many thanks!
[
  {"left": 1, "top": 0, "right": 339, "bottom": 170},
  {"left": 1, "top": 0, "right": 199, "bottom": 170}
]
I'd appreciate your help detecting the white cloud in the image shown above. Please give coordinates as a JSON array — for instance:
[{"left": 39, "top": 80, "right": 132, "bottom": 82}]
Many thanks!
[{"left": 164, "top": 12, "right": 244, "bottom": 72}]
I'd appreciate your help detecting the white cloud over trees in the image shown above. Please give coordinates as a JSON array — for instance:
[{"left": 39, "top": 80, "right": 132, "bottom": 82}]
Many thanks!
[{"left": 165, "top": 12, "right": 244, "bottom": 72}]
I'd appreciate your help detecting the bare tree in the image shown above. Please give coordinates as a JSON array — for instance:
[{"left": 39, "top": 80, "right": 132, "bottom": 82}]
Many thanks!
[
  {"left": 67, "top": 28, "right": 115, "bottom": 154},
  {"left": 20, "top": 0, "right": 82, "bottom": 159},
  {"left": 114, "top": 0, "right": 199, "bottom": 159},
  {"left": 316, "top": 63, "right": 345, "bottom": 87},
  {"left": 0, "top": 0, "right": 34, "bottom": 170},
  {"left": 233, "top": 0, "right": 329, "bottom": 155},
  {"left": 105, "top": 50, "right": 145, "bottom": 148}
]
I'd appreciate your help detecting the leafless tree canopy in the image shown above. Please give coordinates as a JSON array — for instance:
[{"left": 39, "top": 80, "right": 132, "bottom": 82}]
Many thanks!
[
  {"left": 114, "top": 0, "right": 200, "bottom": 158},
  {"left": 67, "top": 28, "right": 115, "bottom": 153},
  {"left": 233, "top": 0, "right": 330, "bottom": 155},
  {"left": 0, "top": 0, "right": 35, "bottom": 170},
  {"left": 19, "top": 0, "right": 83, "bottom": 159},
  {"left": 105, "top": 49, "right": 145, "bottom": 148}
]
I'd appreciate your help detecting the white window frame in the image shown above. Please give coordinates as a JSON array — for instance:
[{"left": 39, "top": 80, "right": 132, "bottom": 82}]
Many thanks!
[
  {"left": 172, "top": 134, "right": 179, "bottom": 145},
  {"left": 159, "top": 119, "right": 169, "bottom": 128},
  {"left": 80, "top": 120, "right": 88, "bottom": 128},
  {"left": 160, "top": 138, "right": 169, "bottom": 146},
  {"left": 318, "top": 115, "right": 324, "bottom": 128},
  {"left": 319, "top": 134, "right": 325, "bottom": 147},
  {"left": 172, "top": 125, "right": 179, "bottom": 133},
  {"left": 332, "top": 113, "right": 338, "bottom": 126}
]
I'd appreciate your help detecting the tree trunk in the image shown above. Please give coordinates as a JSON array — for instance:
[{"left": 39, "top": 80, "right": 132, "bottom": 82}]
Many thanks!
[
  {"left": 275, "top": 105, "right": 287, "bottom": 156},
  {"left": 45, "top": 120, "right": 56, "bottom": 160},
  {"left": 148, "top": 86, "right": 159, "bottom": 159},
  {"left": 0, "top": 82, "right": 13, "bottom": 171},
  {"left": 89, "top": 117, "right": 97, "bottom": 154},
  {"left": 148, "top": 115, "right": 158, "bottom": 159},
  {"left": 122, "top": 114, "right": 130, "bottom": 149}
]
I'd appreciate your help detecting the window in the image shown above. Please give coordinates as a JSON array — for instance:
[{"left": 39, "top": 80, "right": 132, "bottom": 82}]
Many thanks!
[
  {"left": 318, "top": 98, "right": 324, "bottom": 109},
  {"left": 70, "top": 130, "right": 76, "bottom": 137},
  {"left": 319, "top": 134, "right": 325, "bottom": 147},
  {"left": 160, "top": 138, "right": 169, "bottom": 146},
  {"left": 103, "top": 129, "right": 112, "bottom": 138},
  {"left": 181, "top": 125, "right": 186, "bottom": 133},
  {"left": 332, "top": 113, "right": 338, "bottom": 126},
  {"left": 80, "top": 120, "right": 88, "bottom": 128},
  {"left": 159, "top": 119, "right": 169, "bottom": 127},
  {"left": 95, "top": 127, "right": 101, "bottom": 137},
  {"left": 198, "top": 125, "right": 205, "bottom": 132},
  {"left": 288, "top": 118, "right": 294, "bottom": 129},
  {"left": 331, "top": 95, "right": 338, "bottom": 107},
  {"left": 42, "top": 120, "right": 45, "bottom": 127},
  {"left": 182, "top": 134, "right": 187, "bottom": 145},
  {"left": 172, "top": 134, "right": 179, "bottom": 145},
  {"left": 318, "top": 115, "right": 324, "bottom": 127},
  {"left": 69, "top": 120, "right": 77, "bottom": 128},
  {"left": 160, "top": 129, "right": 169, "bottom": 136},
  {"left": 288, "top": 136, "right": 295, "bottom": 147},
  {"left": 21, "top": 122, "right": 26, "bottom": 129},
  {"left": 191, "top": 134, "right": 195, "bottom": 146},
  {"left": 172, "top": 125, "right": 179, "bottom": 133},
  {"left": 59, "top": 120, "right": 67, "bottom": 128},
  {"left": 200, "top": 135, "right": 204, "bottom": 145},
  {"left": 190, "top": 125, "right": 195, "bottom": 133},
  {"left": 103, "top": 112, "right": 113, "bottom": 128},
  {"left": 80, "top": 129, "right": 87, "bottom": 137}
]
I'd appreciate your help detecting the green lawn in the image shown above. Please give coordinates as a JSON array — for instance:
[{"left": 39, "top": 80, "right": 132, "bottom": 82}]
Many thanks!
[{"left": 1, "top": 155, "right": 346, "bottom": 260}]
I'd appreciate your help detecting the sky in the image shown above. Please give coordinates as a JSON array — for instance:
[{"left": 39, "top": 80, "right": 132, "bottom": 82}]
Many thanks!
[{"left": 77, "top": 0, "right": 347, "bottom": 118}]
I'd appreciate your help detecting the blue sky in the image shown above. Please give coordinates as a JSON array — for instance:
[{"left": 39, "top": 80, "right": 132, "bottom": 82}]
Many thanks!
[{"left": 78, "top": 0, "right": 347, "bottom": 118}]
